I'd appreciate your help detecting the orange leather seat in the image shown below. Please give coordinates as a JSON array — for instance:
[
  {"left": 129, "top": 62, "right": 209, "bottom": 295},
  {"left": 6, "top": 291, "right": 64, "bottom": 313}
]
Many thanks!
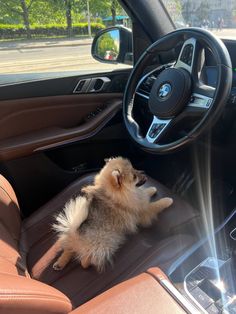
[
  {"left": 71, "top": 268, "right": 187, "bottom": 314},
  {"left": 0, "top": 173, "right": 199, "bottom": 313}
]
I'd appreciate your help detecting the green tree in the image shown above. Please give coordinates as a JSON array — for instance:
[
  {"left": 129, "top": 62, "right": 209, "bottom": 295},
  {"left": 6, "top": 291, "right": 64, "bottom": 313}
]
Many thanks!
[
  {"left": 162, "top": 0, "right": 182, "bottom": 23},
  {"left": 29, "top": 1, "right": 66, "bottom": 25},
  {"left": 65, "top": 0, "right": 72, "bottom": 37},
  {"left": 111, "top": 0, "right": 119, "bottom": 25},
  {"left": 0, "top": 0, "right": 124, "bottom": 39},
  {"left": 196, "top": 1, "right": 210, "bottom": 23},
  {"left": 182, "top": 0, "right": 190, "bottom": 24},
  {"left": 88, "top": 0, "right": 123, "bottom": 24},
  {"left": 47, "top": 0, "right": 83, "bottom": 37},
  {"left": 0, "top": 0, "right": 36, "bottom": 38}
]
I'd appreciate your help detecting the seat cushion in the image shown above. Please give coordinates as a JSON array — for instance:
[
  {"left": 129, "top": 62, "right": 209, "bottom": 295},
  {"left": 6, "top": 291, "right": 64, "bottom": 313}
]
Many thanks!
[{"left": 20, "top": 173, "right": 200, "bottom": 308}]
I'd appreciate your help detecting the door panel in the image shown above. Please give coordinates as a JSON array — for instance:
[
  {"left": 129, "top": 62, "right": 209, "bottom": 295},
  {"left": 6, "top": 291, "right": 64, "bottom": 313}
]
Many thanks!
[
  {"left": 0, "top": 69, "right": 133, "bottom": 215},
  {"left": 0, "top": 93, "right": 122, "bottom": 161},
  {"left": 0, "top": 68, "right": 131, "bottom": 161},
  {"left": 0, "top": 70, "right": 130, "bottom": 101}
]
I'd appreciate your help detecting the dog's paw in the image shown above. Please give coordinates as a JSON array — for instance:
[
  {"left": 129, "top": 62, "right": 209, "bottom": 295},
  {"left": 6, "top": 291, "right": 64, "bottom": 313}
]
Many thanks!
[
  {"left": 81, "top": 257, "right": 91, "bottom": 269},
  {"left": 53, "top": 262, "right": 63, "bottom": 271},
  {"left": 146, "top": 186, "right": 157, "bottom": 197},
  {"left": 162, "top": 197, "right": 173, "bottom": 208}
]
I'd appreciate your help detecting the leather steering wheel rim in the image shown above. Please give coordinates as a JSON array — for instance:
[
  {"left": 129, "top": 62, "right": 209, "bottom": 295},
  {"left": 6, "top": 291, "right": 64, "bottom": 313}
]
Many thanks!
[{"left": 123, "top": 28, "right": 232, "bottom": 154}]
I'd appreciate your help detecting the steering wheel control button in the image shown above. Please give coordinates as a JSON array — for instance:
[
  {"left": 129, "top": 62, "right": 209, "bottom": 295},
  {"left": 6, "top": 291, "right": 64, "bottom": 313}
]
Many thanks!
[
  {"left": 148, "top": 123, "right": 165, "bottom": 138},
  {"left": 188, "top": 93, "right": 213, "bottom": 109},
  {"left": 206, "top": 99, "right": 212, "bottom": 108},
  {"left": 149, "top": 67, "right": 192, "bottom": 118},
  {"left": 180, "top": 44, "right": 194, "bottom": 66},
  {"left": 146, "top": 117, "right": 171, "bottom": 143}
]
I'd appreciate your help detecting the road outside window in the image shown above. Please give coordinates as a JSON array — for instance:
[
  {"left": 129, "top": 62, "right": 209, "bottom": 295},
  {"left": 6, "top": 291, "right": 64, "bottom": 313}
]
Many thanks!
[{"left": 0, "top": 0, "right": 132, "bottom": 85}]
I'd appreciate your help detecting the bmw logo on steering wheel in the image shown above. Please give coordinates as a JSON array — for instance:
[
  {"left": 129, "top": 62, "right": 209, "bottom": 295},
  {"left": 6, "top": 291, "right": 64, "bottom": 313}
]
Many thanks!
[{"left": 158, "top": 83, "right": 172, "bottom": 99}]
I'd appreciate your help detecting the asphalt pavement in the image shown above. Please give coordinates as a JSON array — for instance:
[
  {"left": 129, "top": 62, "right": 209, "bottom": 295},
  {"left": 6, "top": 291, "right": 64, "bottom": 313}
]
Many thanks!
[
  {"left": 0, "top": 37, "right": 130, "bottom": 85},
  {"left": 0, "top": 37, "right": 93, "bottom": 51}
]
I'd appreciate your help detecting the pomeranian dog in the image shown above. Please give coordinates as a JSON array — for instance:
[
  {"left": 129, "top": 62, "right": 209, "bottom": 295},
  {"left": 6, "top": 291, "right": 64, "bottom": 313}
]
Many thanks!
[{"left": 53, "top": 157, "right": 173, "bottom": 272}]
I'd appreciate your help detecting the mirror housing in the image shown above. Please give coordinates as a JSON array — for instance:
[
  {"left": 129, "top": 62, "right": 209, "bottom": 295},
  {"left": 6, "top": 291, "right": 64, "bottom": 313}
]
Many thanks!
[{"left": 91, "top": 26, "right": 132, "bottom": 65}]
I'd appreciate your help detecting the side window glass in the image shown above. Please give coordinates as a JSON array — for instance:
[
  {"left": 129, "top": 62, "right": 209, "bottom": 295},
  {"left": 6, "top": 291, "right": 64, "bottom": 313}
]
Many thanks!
[
  {"left": 0, "top": 0, "right": 132, "bottom": 85},
  {"left": 162, "top": 0, "right": 236, "bottom": 40}
]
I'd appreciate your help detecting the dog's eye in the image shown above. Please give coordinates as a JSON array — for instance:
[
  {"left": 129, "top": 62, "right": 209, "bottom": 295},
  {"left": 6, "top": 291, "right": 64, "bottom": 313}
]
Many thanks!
[{"left": 133, "top": 174, "right": 137, "bottom": 180}]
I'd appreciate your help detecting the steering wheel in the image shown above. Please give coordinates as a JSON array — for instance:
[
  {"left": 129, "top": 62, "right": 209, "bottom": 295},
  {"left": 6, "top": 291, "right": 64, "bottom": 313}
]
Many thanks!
[{"left": 123, "top": 28, "right": 232, "bottom": 153}]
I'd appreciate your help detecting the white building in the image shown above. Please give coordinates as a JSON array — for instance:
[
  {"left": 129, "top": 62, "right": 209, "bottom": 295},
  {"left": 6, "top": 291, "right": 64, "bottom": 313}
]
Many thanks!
[{"left": 180, "top": 0, "right": 235, "bottom": 27}]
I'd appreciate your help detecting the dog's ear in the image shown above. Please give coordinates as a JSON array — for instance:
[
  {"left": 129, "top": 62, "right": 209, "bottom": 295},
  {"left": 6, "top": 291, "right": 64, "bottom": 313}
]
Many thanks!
[
  {"left": 111, "top": 169, "right": 122, "bottom": 188},
  {"left": 104, "top": 157, "right": 116, "bottom": 164}
]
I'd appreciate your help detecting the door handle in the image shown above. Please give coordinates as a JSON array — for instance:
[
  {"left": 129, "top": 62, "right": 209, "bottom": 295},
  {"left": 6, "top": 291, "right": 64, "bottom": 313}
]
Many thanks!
[{"left": 73, "top": 77, "right": 111, "bottom": 94}]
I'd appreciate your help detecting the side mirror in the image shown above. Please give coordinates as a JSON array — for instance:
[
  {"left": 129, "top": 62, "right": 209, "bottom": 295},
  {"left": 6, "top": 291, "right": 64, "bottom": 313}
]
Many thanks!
[{"left": 91, "top": 26, "right": 133, "bottom": 65}]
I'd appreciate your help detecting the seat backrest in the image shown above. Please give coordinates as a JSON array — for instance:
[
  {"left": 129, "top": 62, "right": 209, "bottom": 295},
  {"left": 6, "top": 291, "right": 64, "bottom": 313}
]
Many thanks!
[
  {"left": 0, "top": 175, "right": 72, "bottom": 314},
  {"left": 0, "top": 175, "right": 23, "bottom": 275}
]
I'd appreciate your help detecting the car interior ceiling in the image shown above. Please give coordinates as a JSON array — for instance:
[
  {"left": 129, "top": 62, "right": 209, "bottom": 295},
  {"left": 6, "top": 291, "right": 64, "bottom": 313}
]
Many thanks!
[{"left": 0, "top": 0, "right": 236, "bottom": 313}]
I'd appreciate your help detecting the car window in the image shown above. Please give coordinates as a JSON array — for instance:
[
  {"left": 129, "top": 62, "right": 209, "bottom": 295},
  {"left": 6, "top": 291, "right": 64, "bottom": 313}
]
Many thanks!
[
  {"left": 162, "top": 0, "right": 236, "bottom": 39},
  {"left": 0, "top": 0, "right": 132, "bottom": 86}
]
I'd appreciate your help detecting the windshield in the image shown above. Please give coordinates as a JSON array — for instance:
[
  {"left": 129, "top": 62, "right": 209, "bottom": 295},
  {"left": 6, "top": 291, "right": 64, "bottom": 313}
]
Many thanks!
[{"left": 162, "top": 0, "right": 236, "bottom": 39}]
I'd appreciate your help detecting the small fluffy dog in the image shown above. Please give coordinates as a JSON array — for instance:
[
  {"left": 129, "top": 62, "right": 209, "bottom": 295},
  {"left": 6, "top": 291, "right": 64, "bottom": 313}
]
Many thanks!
[{"left": 53, "top": 157, "right": 173, "bottom": 272}]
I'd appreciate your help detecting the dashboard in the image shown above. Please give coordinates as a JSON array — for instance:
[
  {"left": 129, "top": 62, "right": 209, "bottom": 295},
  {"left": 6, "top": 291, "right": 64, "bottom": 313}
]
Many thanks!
[{"left": 205, "top": 40, "right": 236, "bottom": 88}]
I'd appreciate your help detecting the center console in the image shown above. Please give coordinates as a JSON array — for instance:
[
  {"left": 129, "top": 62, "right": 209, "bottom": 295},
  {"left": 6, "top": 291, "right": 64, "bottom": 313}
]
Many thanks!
[{"left": 169, "top": 210, "right": 236, "bottom": 313}]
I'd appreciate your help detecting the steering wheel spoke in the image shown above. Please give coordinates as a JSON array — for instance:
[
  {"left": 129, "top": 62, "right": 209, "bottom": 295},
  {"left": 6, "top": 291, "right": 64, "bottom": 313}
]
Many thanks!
[
  {"left": 193, "top": 82, "right": 216, "bottom": 98},
  {"left": 175, "top": 37, "right": 197, "bottom": 75},
  {"left": 187, "top": 92, "right": 213, "bottom": 113},
  {"left": 135, "top": 90, "right": 149, "bottom": 101},
  {"left": 145, "top": 116, "right": 172, "bottom": 143}
]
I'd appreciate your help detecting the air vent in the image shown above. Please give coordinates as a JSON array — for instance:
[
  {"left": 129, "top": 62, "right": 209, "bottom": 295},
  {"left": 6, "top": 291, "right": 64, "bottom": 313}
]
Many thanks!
[{"left": 138, "top": 75, "right": 156, "bottom": 96}]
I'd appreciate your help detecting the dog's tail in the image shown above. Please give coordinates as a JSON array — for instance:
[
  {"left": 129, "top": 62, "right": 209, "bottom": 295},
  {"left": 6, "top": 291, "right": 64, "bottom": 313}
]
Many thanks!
[{"left": 53, "top": 196, "right": 89, "bottom": 235}]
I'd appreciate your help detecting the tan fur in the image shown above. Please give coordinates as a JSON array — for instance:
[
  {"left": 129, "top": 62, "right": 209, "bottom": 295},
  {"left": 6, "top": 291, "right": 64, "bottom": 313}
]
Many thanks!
[{"left": 53, "top": 157, "right": 173, "bottom": 272}]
